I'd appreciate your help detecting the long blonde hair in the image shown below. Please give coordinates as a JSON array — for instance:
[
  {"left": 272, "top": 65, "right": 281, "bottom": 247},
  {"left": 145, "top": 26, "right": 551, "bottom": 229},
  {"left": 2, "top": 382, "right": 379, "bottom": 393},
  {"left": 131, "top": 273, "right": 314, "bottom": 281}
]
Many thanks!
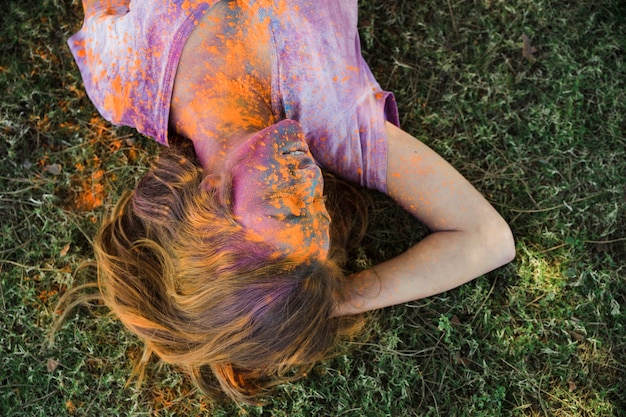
[{"left": 56, "top": 139, "right": 367, "bottom": 404}]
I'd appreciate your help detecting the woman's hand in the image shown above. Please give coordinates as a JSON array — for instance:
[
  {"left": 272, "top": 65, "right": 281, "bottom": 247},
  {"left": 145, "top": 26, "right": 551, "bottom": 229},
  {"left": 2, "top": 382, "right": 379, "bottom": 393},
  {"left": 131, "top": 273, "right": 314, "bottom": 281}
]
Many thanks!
[{"left": 335, "top": 122, "right": 515, "bottom": 316}]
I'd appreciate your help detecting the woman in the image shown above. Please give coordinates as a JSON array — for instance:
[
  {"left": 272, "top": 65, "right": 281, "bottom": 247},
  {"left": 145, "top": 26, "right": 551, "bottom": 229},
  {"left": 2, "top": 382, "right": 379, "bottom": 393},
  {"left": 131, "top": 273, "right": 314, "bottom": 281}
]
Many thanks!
[{"left": 66, "top": 0, "right": 515, "bottom": 404}]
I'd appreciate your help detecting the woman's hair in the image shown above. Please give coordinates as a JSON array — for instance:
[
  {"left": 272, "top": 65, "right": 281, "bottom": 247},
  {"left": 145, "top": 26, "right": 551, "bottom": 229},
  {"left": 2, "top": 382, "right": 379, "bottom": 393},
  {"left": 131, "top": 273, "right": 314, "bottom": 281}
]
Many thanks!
[{"left": 61, "top": 138, "right": 368, "bottom": 404}]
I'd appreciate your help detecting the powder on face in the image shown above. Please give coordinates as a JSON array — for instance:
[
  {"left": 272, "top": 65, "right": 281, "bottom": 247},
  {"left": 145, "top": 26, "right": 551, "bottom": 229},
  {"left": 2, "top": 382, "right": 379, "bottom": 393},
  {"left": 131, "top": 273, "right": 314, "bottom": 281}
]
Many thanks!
[{"left": 227, "top": 119, "right": 331, "bottom": 262}]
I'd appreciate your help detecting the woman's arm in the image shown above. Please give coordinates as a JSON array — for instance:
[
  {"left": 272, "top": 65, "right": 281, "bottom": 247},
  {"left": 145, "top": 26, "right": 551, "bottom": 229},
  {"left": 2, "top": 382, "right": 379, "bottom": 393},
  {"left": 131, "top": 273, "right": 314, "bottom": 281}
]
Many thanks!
[{"left": 335, "top": 122, "right": 515, "bottom": 316}]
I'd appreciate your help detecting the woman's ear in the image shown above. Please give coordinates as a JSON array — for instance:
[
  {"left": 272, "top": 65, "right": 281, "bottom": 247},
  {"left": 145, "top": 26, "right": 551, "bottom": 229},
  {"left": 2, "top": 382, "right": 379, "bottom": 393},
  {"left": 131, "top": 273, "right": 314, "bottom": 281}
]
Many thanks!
[{"left": 199, "top": 174, "right": 223, "bottom": 192}]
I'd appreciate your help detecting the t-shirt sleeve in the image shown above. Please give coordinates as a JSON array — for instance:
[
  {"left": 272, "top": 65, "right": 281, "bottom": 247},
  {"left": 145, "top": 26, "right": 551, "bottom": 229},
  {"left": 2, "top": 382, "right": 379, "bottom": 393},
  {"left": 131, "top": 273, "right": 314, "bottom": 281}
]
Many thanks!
[
  {"left": 352, "top": 88, "right": 399, "bottom": 194},
  {"left": 81, "top": 0, "right": 130, "bottom": 18},
  {"left": 67, "top": 0, "right": 211, "bottom": 145},
  {"left": 268, "top": 0, "right": 399, "bottom": 194},
  {"left": 304, "top": 86, "right": 398, "bottom": 195}
]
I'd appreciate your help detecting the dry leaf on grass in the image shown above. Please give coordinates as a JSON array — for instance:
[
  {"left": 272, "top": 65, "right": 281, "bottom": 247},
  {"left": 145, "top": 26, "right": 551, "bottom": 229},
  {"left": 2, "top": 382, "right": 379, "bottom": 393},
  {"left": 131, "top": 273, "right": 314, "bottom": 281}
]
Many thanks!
[
  {"left": 59, "top": 243, "right": 70, "bottom": 257},
  {"left": 568, "top": 379, "right": 577, "bottom": 392},
  {"left": 47, "top": 358, "right": 60, "bottom": 372},
  {"left": 44, "top": 164, "right": 62, "bottom": 175},
  {"left": 521, "top": 34, "right": 537, "bottom": 63}
]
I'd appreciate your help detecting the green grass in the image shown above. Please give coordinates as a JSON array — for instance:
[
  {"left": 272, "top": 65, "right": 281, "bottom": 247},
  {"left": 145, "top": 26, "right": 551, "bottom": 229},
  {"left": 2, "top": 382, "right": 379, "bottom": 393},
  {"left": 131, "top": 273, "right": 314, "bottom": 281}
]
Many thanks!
[{"left": 1, "top": 0, "right": 624, "bottom": 415}]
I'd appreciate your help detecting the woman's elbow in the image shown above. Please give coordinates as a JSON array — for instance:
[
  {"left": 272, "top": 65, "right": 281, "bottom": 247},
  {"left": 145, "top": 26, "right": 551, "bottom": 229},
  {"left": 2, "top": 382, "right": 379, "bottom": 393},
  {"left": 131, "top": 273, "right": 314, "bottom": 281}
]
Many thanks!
[{"left": 487, "top": 217, "right": 516, "bottom": 267}]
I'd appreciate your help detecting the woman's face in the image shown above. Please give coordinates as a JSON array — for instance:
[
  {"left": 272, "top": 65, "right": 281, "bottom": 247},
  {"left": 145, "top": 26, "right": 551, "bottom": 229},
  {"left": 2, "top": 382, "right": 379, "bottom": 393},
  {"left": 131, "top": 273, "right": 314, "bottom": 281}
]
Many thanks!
[{"left": 226, "top": 120, "right": 331, "bottom": 261}]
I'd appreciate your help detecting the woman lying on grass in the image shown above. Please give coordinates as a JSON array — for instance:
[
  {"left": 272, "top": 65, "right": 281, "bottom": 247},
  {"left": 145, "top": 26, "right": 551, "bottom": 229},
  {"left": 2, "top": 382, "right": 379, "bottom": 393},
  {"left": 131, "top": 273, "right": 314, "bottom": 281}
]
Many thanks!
[{"left": 63, "top": 0, "right": 515, "bottom": 404}]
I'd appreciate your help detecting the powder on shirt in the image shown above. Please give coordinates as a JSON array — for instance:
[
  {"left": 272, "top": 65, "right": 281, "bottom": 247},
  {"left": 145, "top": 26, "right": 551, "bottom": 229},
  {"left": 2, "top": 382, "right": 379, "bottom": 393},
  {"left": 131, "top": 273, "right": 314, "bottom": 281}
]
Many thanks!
[{"left": 68, "top": 0, "right": 399, "bottom": 192}]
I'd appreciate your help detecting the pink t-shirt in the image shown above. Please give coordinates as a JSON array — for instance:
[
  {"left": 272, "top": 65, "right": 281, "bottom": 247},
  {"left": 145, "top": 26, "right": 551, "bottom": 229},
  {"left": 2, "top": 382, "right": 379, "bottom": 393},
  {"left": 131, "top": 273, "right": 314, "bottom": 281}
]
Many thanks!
[{"left": 68, "top": 0, "right": 399, "bottom": 192}]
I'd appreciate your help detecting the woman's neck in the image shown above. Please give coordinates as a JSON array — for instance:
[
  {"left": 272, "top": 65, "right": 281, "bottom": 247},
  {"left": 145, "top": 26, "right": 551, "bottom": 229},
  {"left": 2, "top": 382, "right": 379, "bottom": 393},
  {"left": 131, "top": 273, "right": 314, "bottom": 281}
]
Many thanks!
[{"left": 169, "top": 0, "right": 273, "bottom": 174}]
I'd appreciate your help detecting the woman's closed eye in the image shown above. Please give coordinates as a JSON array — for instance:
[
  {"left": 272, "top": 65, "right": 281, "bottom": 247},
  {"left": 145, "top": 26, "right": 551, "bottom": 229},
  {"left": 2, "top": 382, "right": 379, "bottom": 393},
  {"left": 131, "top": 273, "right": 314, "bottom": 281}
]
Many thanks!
[
  {"left": 264, "top": 193, "right": 326, "bottom": 219},
  {"left": 264, "top": 192, "right": 293, "bottom": 202},
  {"left": 264, "top": 193, "right": 324, "bottom": 206}
]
